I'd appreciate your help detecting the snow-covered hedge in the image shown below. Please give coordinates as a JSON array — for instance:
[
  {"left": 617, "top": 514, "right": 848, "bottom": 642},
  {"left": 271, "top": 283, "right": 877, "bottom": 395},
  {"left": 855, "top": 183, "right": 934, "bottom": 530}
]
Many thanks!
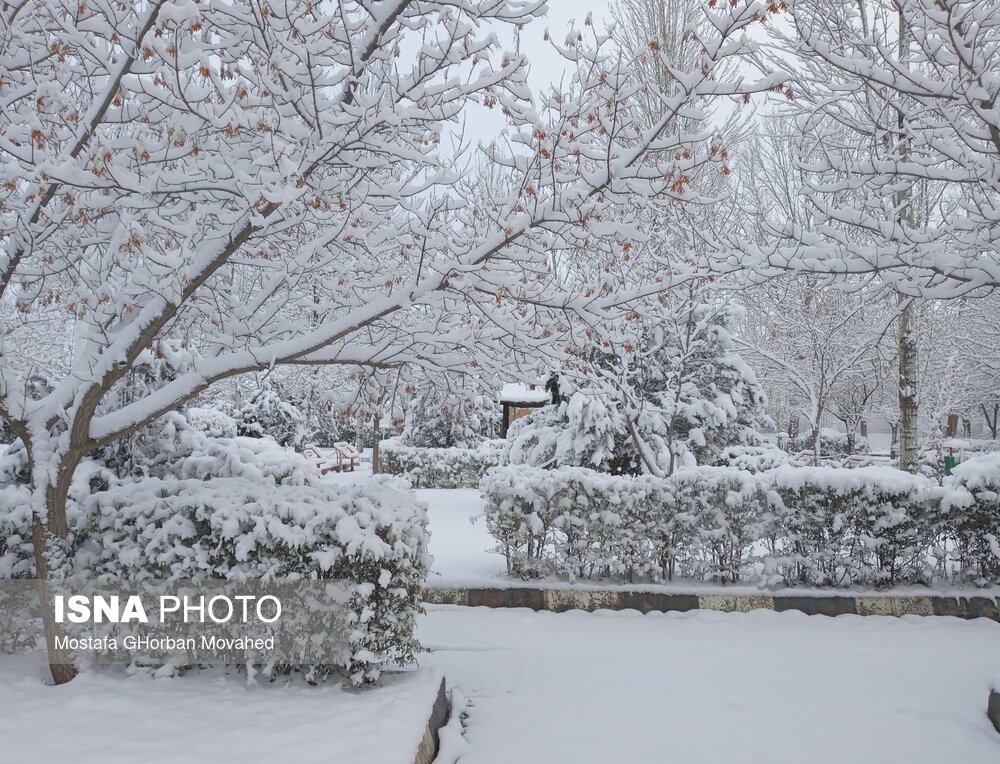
[
  {"left": 791, "top": 428, "right": 871, "bottom": 455},
  {"left": 481, "top": 465, "right": 768, "bottom": 584},
  {"left": 379, "top": 438, "right": 504, "bottom": 488},
  {"left": 482, "top": 462, "right": 998, "bottom": 587},
  {"left": 941, "top": 453, "right": 1000, "bottom": 586},
  {"left": 765, "top": 466, "right": 941, "bottom": 587},
  {"left": 79, "top": 476, "right": 429, "bottom": 683},
  {"left": 480, "top": 465, "right": 670, "bottom": 580},
  {"left": 670, "top": 467, "right": 770, "bottom": 584},
  {"left": 0, "top": 438, "right": 430, "bottom": 682}
]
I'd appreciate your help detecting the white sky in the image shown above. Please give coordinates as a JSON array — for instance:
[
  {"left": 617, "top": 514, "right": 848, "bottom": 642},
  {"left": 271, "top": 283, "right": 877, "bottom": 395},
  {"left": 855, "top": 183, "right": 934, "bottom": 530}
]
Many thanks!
[{"left": 458, "top": 1, "right": 618, "bottom": 148}]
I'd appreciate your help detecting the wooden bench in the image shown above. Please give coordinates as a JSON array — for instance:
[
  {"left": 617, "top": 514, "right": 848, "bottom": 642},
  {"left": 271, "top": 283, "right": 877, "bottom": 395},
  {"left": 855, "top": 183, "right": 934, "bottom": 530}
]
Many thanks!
[
  {"left": 301, "top": 445, "right": 337, "bottom": 474},
  {"left": 333, "top": 441, "right": 360, "bottom": 472}
]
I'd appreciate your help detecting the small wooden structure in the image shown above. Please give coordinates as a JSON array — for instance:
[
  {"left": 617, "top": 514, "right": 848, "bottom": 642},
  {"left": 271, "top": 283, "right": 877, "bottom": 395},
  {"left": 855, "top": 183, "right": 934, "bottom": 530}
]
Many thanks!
[
  {"left": 499, "top": 382, "right": 550, "bottom": 437},
  {"left": 333, "top": 441, "right": 360, "bottom": 472},
  {"left": 301, "top": 442, "right": 360, "bottom": 474},
  {"left": 301, "top": 444, "right": 335, "bottom": 474}
]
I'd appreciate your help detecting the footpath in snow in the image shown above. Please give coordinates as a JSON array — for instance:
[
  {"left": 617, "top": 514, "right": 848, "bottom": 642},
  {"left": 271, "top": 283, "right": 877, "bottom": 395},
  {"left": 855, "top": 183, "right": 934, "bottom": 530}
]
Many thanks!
[{"left": 419, "top": 604, "right": 1000, "bottom": 764}]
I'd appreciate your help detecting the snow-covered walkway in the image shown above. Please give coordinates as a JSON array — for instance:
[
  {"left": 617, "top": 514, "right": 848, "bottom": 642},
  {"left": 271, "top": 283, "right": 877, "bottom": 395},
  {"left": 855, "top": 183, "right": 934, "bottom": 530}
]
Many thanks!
[
  {"left": 419, "top": 604, "right": 1000, "bottom": 763},
  {"left": 419, "top": 488, "right": 504, "bottom": 584}
]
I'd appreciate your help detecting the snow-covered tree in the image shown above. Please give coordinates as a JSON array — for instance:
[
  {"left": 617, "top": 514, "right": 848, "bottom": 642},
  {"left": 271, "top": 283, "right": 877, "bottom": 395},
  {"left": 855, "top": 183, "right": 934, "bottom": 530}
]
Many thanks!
[
  {"left": 732, "top": 0, "right": 1000, "bottom": 296},
  {"left": 507, "top": 288, "right": 767, "bottom": 476},
  {"left": 0, "top": 2, "right": 782, "bottom": 682},
  {"left": 400, "top": 394, "right": 490, "bottom": 449},
  {"left": 235, "top": 385, "right": 306, "bottom": 448},
  {"left": 685, "top": 0, "right": 1000, "bottom": 468},
  {"left": 738, "top": 278, "right": 893, "bottom": 456}
]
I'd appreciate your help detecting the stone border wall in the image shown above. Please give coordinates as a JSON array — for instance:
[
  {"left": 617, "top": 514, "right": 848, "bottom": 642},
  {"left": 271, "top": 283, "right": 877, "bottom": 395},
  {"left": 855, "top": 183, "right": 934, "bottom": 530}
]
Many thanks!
[
  {"left": 412, "top": 677, "right": 450, "bottom": 764},
  {"left": 423, "top": 587, "right": 1000, "bottom": 620}
]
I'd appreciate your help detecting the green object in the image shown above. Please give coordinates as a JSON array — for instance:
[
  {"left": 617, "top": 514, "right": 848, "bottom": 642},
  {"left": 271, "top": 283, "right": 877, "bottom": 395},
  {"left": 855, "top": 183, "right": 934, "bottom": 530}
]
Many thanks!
[{"left": 944, "top": 454, "right": 957, "bottom": 476}]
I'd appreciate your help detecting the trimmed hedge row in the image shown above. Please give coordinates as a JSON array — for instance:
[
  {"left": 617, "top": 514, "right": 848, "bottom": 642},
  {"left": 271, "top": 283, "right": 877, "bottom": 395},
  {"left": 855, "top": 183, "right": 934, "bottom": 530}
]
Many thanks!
[
  {"left": 482, "top": 459, "right": 1000, "bottom": 588},
  {"left": 379, "top": 438, "right": 504, "bottom": 488},
  {"left": 0, "top": 461, "right": 429, "bottom": 684}
]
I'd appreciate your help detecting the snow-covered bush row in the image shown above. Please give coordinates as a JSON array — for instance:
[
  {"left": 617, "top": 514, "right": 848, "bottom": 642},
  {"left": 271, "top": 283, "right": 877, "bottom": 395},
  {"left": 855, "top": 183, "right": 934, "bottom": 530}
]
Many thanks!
[
  {"left": 941, "top": 454, "right": 1000, "bottom": 586},
  {"left": 481, "top": 465, "right": 769, "bottom": 584},
  {"left": 790, "top": 428, "right": 871, "bottom": 455},
  {"left": 670, "top": 468, "right": 771, "bottom": 584},
  {"left": 765, "top": 466, "right": 941, "bottom": 587},
  {"left": 379, "top": 438, "right": 505, "bottom": 488},
  {"left": 482, "top": 462, "right": 1000, "bottom": 587},
  {"left": 0, "top": 465, "right": 429, "bottom": 683},
  {"left": 481, "top": 465, "right": 670, "bottom": 580},
  {"left": 82, "top": 476, "right": 429, "bottom": 684}
]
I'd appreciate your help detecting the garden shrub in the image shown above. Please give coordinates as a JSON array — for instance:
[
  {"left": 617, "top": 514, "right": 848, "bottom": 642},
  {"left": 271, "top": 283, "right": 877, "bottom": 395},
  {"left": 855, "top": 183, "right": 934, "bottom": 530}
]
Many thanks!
[
  {"left": 941, "top": 453, "right": 1000, "bottom": 585},
  {"left": 481, "top": 462, "right": 975, "bottom": 588},
  {"left": 79, "top": 475, "right": 429, "bottom": 684},
  {"left": 379, "top": 438, "right": 504, "bottom": 488},
  {"left": 0, "top": 435, "right": 429, "bottom": 682},
  {"left": 765, "top": 465, "right": 940, "bottom": 587}
]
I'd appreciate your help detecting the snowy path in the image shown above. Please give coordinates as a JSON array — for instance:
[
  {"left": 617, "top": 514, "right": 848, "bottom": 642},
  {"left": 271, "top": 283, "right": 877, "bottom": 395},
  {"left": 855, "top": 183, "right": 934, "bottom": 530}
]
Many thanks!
[
  {"left": 418, "top": 605, "right": 1000, "bottom": 764},
  {"left": 418, "top": 488, "right": 506, "bottom": 585}
]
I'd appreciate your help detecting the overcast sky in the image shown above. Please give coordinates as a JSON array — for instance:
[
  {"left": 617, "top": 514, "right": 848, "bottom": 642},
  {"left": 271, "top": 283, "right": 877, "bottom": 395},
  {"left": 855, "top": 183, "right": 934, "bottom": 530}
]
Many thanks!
[{"left": 457, "top": 1, "right": 619, "bottom": 149}]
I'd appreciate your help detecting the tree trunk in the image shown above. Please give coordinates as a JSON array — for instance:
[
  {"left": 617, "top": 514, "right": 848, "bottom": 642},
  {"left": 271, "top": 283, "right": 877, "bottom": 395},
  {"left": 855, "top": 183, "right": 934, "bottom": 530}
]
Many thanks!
[
  {"left": 372, "top": 415, "right": 381, "bottom": 474},
  {"left": 983, "top": 403, "right": 999, "bottom": 439},
  {"left": 946, "top": 413, "right": 958, "bottom": 438},
  {"left": 354, "top": 413, "right": 365, "bottom": 453},
  {"left": 897, "top": 297, "right": 919, "bottom": 471},
  {"left": 31, "top": 459, "right": 82, "bottom": 685}
]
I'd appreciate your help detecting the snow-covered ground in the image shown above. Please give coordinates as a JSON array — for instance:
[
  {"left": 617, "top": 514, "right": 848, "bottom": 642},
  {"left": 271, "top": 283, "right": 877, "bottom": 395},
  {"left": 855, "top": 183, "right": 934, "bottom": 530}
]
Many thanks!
[
  {"left": 3, "top": 472, "right": 999, "bottom": 763},
  {"left": 0, "top": 657, "right": 442, "bottom": 764},
  {"left": 421, "top": 488, "right": 506, "bottom": 585},
  {"left": 420, "top": 605, "right": 1000, "bottom": 764}
]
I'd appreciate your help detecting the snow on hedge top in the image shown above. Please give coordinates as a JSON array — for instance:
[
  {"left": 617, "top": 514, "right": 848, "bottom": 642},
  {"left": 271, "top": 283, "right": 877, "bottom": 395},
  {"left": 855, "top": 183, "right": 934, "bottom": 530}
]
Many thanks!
[
  {"left": 381, "top": 437, "right": 504, "bottom": 457},
  {"left": 945, "top": 451, "right": 1000, "bottom": 492},
  {"left": 499, "top": 383, "right": 550, "bottom": 404},
  {"left": 82, "top": 475, "right": 429, "bottom": 581},
  {"left": 768, "top": 464, "right": 939, "bottom": 496}
]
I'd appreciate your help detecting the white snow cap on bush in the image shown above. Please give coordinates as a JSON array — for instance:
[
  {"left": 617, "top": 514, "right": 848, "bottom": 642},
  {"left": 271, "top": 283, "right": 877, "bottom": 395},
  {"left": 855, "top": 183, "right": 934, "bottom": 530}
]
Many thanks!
[
  {"left": 482, "top": 461, "right": 996, "bottom": 587},
  {"left": 76, "top": 476, "right": 429, "bottom": 684},
  {"left": 945, "top": 451, "right": 1000, "bottom": 493},
  {"left": 941, "top": 453, "right": 1000, "bottom": 584},
  {"left": 132, "top": 411, "right": 322, "bottom": 485},
  {"left": 186, "top": 406, "right": 239, "bottom": 439}
]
